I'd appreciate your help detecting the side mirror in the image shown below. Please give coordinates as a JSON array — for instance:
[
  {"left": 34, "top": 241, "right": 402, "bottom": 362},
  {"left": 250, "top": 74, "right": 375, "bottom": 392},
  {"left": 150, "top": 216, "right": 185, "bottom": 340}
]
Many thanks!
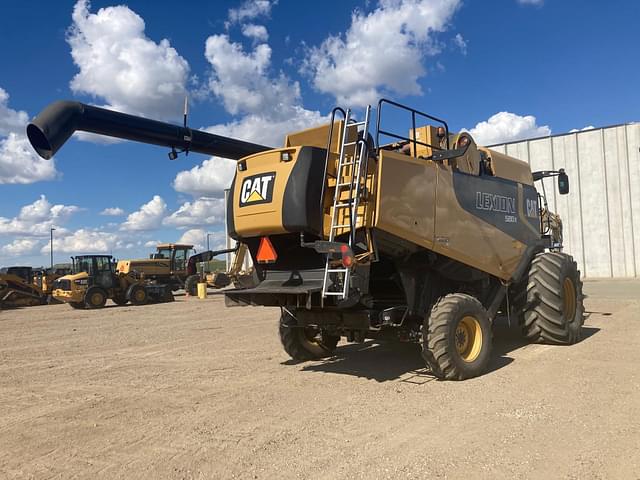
[{"left": 558, "top": 169, "right": 569, "bottom": 195}]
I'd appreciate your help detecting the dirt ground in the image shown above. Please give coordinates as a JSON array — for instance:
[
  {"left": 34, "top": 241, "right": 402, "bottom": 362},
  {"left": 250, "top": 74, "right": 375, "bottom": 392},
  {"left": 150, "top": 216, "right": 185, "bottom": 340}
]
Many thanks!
[{"left": 1, "top": 280, "right": 639, "bottom": 479}]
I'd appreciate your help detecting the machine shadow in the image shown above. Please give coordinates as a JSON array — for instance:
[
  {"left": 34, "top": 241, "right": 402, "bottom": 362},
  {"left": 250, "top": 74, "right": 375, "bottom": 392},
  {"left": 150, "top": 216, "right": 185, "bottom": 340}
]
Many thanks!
[
  {"left": 298, "top": 320, "right": 599, "bottom": 382},
  {"left": 298, "top": 318, "right": 533, "bottom": 383}
]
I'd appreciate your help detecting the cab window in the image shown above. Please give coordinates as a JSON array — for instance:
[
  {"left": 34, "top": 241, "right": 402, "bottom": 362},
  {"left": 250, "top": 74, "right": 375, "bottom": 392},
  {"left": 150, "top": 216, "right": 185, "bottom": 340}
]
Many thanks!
[
  {"left": 95, "top": 256, "right": 112, "bottom": 271},
  {"left": 156, "top": 248, "right": 171, "bottom": 259},
  {"left": 173, "top": 249, "right": 187, "bottom": 271}
]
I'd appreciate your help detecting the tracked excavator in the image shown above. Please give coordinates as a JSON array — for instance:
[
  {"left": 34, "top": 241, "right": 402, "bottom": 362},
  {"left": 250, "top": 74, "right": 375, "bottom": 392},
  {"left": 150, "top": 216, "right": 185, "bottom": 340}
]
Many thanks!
[{"left": 26, "top": 99, "right": 584, "bottom": 379}]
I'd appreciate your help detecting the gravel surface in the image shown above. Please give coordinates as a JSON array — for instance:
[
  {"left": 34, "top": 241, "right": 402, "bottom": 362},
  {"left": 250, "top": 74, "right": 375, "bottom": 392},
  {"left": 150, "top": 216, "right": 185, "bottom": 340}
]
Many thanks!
[{"left": 1, "top": 282, "right": 639, "bottom": 479}]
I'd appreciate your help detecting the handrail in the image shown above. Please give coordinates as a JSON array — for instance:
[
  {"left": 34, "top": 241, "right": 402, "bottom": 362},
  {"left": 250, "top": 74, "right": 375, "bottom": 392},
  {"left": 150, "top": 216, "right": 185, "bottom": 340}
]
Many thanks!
[
  {"left": 320, "top": 107, "right": 347, "bottom": 228},
  {"left": 375, "top": 98, "right": 450, "bottom": 157}
]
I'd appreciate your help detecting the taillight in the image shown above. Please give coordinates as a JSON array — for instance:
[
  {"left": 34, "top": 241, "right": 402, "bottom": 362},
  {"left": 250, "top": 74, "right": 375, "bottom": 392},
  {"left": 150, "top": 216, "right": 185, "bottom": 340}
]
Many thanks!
[{"left": 340, "top": 244, "right": 354, "bottom": 268}]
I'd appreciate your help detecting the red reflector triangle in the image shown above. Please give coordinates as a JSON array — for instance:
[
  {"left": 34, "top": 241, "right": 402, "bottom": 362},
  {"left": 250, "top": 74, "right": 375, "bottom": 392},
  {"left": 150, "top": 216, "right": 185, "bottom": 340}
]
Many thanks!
[{"left": 257, "top": 236, "right": 278, "bottom": 263}]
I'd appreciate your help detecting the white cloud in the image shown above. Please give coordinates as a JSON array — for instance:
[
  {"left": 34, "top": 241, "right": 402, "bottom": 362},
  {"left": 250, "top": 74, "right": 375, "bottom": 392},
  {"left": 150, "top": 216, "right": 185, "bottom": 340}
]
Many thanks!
[
  {"left": 177, "top": 228, "right": 227, "bottom": 252},
  {"left": 228, "top": 0, "right": 275, "bottom": 24},
  {"left": 41, "top": 229, "right": 118, "bottom": 254},
  {"left": 205, "top": 34, "right": 301, "bottom": 117},
  {"left": 67, "top": 0, "right": 190, "bottom": 120},
  {"left": 163, "top": 197, "right": 225, "bottom": 228},
  {"left": 569, "top": 126, "right": 595, "bottom": 133},
  {"left": 1, "top": 238, "right": 41, "bottom": 257},
  {"left": 242, "top": 24, "right": 269, "bottom": 43},
  {"left": 517, "top": 0, "right": 543, "bottom": 5},
  {"left": 303, "top": 0, "right": 461, "bottom": 106},
  {"left": 174, "top": 29, "right": 325, "bottom": 198},
  {"left": 0, "top": 133, "right": 59, "bottom": 184},
  {"left": 144, "top": 240, "right": 160, "bottom": 248},
  {"left": 206, "top": 107, "right": 324, "bottom": 146},
  {"left": 0, "top": 87, "right": 59, "bottom": 184},
  {"left": 100, "top": 207, "right": 125, "bottom": 216},
  {"left": 0, "top": 195, "right": 80, "bottom": 237},
  {"left": 453, "top": 33, "right": 467, "bottom": 55},
  {"left": 464, "top": 112, "right": 551, "bottom": 145},
  {"left": 174, "top": 158, "right": 236, "bottom": 198},
  {"left": 0, "top": 87, "right": 28, "bottom": 136},
  {"left": 177, "top": 228, "right": 206, "bottom": 251},
  {"left": 120, "top": 195, "right": 167, "bottom": 231}
]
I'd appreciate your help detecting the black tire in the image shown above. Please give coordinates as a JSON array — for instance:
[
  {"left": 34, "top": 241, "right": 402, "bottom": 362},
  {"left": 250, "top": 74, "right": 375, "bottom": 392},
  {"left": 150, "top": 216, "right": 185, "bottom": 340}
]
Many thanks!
[
  {"left": 47, "top": 295, "right": 62, "bottom": 305},
  {"left": 128, "top": 285, "right": 148, "bottom": 306},
  {"left": 279, "top": 309, "right": 339, "bottom": 361},
  {"left": 69, "top": 301, "right": 85, "bottom": 310},
  {"left": 185, "top": 275, "right": 199, "bottom": 296},
  {"left": 162, "top": 286, "right": 175, "bottom": 303},
  {"left": 422, "top": 293, "right": 493, "bottom": 380},
  {"left": 112, "top": 294, "right": 128, "bottom": 306},
  {"left": 84, "top": 287, "right": 107, "bottom": 309},
  {"left": 519, "top": 252, "right": 584, "bottom": 344}
]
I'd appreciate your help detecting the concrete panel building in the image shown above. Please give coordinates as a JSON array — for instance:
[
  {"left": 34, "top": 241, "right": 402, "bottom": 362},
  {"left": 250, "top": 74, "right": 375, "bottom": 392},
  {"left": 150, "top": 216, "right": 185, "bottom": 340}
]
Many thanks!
[{"left": 490, "top": 123, "right": 640, "bottom": 278}]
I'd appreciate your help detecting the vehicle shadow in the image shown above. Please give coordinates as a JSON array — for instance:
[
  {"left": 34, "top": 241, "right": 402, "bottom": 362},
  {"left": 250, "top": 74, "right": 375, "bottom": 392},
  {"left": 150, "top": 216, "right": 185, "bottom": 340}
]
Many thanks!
[{"left": 297, "top": 318, "right": 599, "bottom": 383}]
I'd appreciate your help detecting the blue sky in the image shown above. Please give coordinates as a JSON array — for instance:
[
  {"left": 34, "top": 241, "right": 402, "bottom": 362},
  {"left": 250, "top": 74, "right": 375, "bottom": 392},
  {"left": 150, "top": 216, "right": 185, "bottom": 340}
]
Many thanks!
[{"left": 0, "top": 0, "right": 638, "bottom": 267}]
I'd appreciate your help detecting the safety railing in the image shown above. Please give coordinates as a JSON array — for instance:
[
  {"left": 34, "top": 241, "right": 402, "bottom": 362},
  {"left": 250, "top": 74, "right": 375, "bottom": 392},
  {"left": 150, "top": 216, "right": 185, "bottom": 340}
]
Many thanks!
[{"left": 375, "top": 98, "right": 450, "bottom": 158}]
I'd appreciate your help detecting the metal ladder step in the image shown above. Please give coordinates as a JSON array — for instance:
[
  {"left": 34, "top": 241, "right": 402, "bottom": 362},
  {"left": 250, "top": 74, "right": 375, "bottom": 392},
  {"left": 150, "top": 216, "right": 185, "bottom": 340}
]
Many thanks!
[{"left": 322, "top": 104, "right": 371, "bottom": 300}]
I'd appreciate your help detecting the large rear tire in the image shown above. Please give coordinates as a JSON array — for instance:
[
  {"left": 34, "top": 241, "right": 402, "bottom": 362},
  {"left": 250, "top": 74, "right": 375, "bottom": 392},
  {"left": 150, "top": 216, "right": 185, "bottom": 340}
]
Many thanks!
[
  {"left": 84, "top": 287, "right": 107, "bottom": 309},
  {"left": 279, "top": 309, "right": 339, "bottom": 361},
  {"left": 422, "top": 293, "right": 493, "bottom": 380},
  {"left": 128, "top": 285, "right": 148, "bottom": 306},
  {"left": 519, "top": 252, "right": 584, "bottom": 344},
  {"left": 112, "top": 294, "right": 128, "bottom": 306}
]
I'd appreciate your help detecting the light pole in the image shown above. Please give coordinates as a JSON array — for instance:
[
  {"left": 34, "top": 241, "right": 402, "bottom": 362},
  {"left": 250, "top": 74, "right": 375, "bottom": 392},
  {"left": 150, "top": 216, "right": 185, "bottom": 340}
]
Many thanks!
[
  {"left": 50, "top": 227, "right": 56, "bottom": 269},
  {"left": 206, "top": 232, "right": 214, "bottom": 252}
]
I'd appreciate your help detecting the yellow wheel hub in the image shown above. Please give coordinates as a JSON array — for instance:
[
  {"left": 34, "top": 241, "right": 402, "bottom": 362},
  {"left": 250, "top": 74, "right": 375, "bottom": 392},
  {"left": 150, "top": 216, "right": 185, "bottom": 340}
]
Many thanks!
[
  {"left": 135, "top": 290, "right": 145, "bottom": 301},
  {"left": 455, "top": 316, "right": 483, "bottom": 363},
  {"left": 563, "top": 277, "right": 577, "bottom": 321},
  {"left": 91, "top": 293, "right": 103, "bottom": 305}
]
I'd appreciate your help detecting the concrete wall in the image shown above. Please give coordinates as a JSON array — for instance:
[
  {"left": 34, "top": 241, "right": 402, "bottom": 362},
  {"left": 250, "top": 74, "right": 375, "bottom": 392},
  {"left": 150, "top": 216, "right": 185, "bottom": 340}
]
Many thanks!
[{"left": 490, "top": 124, "right": 640, "bottom": 278}]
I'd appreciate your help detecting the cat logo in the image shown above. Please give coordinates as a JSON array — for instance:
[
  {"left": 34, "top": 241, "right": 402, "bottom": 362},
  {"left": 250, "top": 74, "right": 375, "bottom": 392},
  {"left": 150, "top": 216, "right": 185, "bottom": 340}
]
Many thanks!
[
  {"left": 526, "top": 198, "right": 538, "bottom": 218},
  {"left": 239, "top": 172, "right": 276, "bottom": 207}
]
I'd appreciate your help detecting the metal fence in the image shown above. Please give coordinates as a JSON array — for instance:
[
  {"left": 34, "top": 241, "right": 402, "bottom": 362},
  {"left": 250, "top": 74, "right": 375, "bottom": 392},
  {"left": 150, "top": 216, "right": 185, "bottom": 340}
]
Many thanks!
[{"left": 490, "top": 123, "right": 640, "bottom": 278}]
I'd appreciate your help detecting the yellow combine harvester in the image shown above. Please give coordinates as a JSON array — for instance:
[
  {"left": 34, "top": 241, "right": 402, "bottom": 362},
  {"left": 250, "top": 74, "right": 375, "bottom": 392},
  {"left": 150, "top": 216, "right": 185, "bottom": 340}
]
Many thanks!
[
  {"left": 116, "top": 242, "right": 252, "bottom": 294},
  {"left": 27, "top": 98, "right": 583, "bottom": 379},
  {"left": 116, "top": 243, "right": 194, "bottom": 290}
]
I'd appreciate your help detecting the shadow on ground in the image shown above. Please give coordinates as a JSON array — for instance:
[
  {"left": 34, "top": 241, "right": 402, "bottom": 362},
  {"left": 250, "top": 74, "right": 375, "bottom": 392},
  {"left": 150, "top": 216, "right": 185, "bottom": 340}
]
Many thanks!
[{"left": 297, "top": 319, "right": 600, "bottom": 383}]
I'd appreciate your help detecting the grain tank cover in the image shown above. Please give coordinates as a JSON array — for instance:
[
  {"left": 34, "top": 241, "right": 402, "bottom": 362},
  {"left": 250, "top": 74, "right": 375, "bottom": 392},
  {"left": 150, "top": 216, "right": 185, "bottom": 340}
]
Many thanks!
[{"left": 480, "top": 148, "right": 534, "bottom": 185}]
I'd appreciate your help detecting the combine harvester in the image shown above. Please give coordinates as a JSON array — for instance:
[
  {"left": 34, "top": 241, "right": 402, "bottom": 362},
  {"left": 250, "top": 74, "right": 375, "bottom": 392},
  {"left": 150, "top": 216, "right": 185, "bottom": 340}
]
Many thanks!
[
  {"left": 26, "top": 98, "right": 583, "bottom": 379},
  {"left": 117, "top": 242, "right": 253, "bottom": 294}
]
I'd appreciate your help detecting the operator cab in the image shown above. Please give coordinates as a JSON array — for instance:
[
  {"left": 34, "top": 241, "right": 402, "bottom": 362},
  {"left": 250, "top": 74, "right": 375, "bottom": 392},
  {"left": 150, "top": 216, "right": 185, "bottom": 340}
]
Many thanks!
[
  {"left": 72, "top": 255, "right": 116, "bottom": 288},
  {"left": 152, "top": 243, "right": 194, "bottom": 274},
  {"left": 6, "top": 266, "right": 33, "bottom": 283}
]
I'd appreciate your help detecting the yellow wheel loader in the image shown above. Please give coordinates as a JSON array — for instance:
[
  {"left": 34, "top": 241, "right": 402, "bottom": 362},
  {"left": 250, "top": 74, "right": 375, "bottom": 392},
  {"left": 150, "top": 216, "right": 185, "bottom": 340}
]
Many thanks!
[
  {"left": 27, "top": 98, "right": 584, "bottom": 379},
  {"left": 52, "top": 255, "right": 174, "bottom": 309}
]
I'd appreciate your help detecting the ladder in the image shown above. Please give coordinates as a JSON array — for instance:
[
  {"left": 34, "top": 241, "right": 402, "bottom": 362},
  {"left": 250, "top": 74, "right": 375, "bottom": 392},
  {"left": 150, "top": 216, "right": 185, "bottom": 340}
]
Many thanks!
[{"left": 322, "top": 105, "right": 371, "bottom": 299}]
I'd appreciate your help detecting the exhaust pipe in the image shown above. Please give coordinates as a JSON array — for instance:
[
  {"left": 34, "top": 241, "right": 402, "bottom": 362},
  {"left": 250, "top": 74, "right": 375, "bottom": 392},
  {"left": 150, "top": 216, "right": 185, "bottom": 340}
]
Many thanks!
[{"left": 27, "top": 101, "right": 270, "bottom": 160}]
